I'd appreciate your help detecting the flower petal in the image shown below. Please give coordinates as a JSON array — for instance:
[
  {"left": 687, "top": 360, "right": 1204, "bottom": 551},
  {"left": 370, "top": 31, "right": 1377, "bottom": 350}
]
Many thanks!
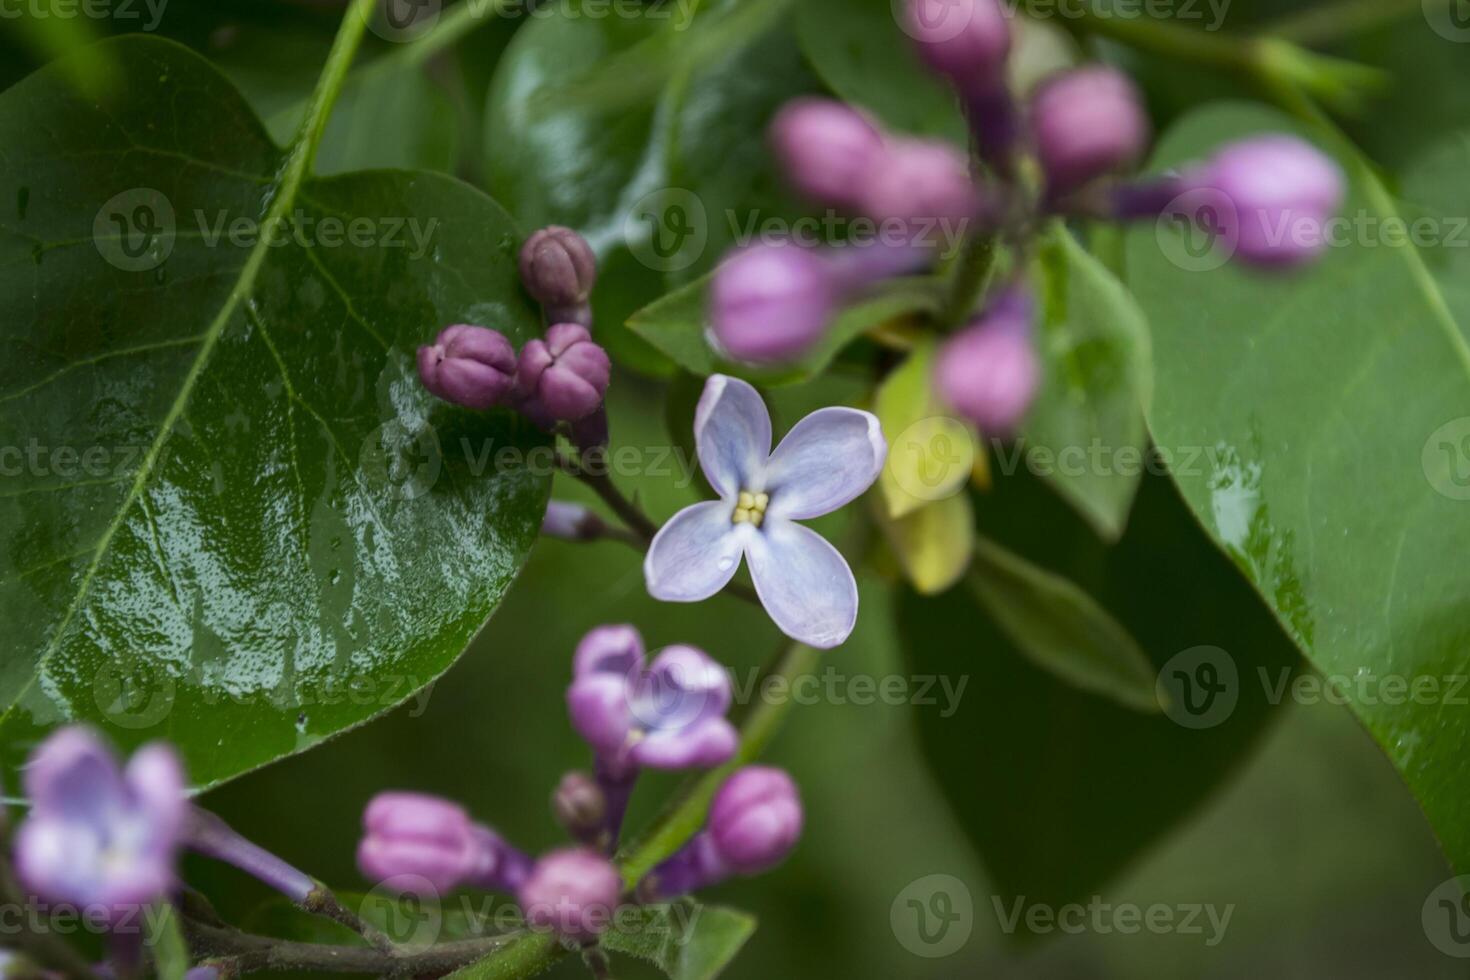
[
  {"left": 23, "top": 727, "right": 126, "bottom": 823},
  {"left": 745, "top": 518, "right": 859, "bottom": 649},
  {"left": 124, "top": 742, "right": 186, "bottom": 845},
  {"left": 763, "top": 407, "right": 886, "bottom": 520},
  {"left": 565, "top": 673, "right": 635, "bottom": 756},
  {"left": 573, "top": 625, "right": 645, "bottom": 679},
  {"left": 644, "top": 500, "right": 746, "bottom": 602},
  {"left": 629, "top": 718, "right": 739, "bottom": 770},
  {"left": 632, "top": 645, "right": 732, "bottom": 734},
  {"left": 694, "top": 375, "right": 772, "bottom": 496}
]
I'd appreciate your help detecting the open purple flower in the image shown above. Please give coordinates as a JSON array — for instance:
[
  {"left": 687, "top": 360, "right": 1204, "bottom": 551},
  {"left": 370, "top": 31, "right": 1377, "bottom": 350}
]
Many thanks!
[
  {"left": 644, "top": 376, "right": 886, "bottom": 649},
  {"left": 14, "top": 727, "right": 185, "bottom": 921},
  {"left": 566, "top": 625, "right": 737, "bottom": 776}
]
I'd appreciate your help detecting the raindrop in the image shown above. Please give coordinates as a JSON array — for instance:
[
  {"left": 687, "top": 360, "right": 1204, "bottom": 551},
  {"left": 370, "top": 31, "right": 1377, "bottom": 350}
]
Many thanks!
[
  {"left": 295, "top": 712, "right": 308, "bottom": 732},
  {"left": 716, "top": 555, "right": 735, "bottom": 572}
]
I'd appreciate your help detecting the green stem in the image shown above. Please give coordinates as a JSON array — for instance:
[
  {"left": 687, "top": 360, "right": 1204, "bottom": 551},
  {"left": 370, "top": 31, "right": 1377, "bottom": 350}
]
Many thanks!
[{"left": 290, "top": 0, "right": 378, "bottom": 179}]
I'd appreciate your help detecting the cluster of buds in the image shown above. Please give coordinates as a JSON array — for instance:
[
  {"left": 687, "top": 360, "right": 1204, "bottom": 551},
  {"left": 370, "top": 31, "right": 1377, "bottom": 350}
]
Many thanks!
[
  {"left": 356, "top": 624, "right": 802, "bottom": 945},
  {"left": 710, "top": 0, "right": 1345, "bottom": 436},
  {"left": 417, "top": 226, "right": 611, "bottom": 446}
]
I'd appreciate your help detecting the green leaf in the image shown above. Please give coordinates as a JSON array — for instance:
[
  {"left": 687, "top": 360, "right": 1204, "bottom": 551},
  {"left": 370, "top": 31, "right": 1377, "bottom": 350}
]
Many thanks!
[
  {"left": 968, "top": 535, "right": 1156, "bottom": 711},
  {"left": 628, "top": 273, "right": 945, "bottom": 386},
  {"left": 1023, "top": 226, "right": 1152, "bottom": 541},
  {"left": 899, "top": 469, "right": 1300, "bottom": 921},
  {"left": 145, "top": 903, "right": 189, "bottom": 980},
  {"left": 1125, "top": 102, "right": 1470, "bottom": 874},
  {"left": 0, "top": 37, "right": 548, "bottom": 788},
  {"left": 602, "top": 901, "right": 756, "bottom": 980}
]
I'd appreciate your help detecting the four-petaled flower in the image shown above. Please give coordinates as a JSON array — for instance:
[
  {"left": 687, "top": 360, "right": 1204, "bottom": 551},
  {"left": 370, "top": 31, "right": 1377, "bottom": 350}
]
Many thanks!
[
  {"left": 14, "top": 727, "right": 185, "bottom": 920},
  {"left": 566, "top": 625, "right": 738, "bottom": 776},
  {"left": 644, "top": 375, "right": 887, "bottom": 648}
]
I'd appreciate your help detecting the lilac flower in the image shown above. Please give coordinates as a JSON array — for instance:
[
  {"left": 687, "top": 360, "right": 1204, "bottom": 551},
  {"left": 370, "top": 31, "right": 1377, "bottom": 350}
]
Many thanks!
[
  {"left": 709, "top": 242, "right": 840, "bottom": 364},
  {"left": 1031, "top": 67, "right": 1150, "bottom": 198},
  {"left": 768, "top": 98, "right": 886, "bottom": 211},
  {"left": 566, "top": 625, "right": 737, "bottom": 776},
  {"left": 934, "top": 286, "right": 1040, "bottom": 435},
  {"left": 519, "top": 225, "right": 598, "bottom": 326},
  {"left": 517, "top": 848, "right": 623, "bottom": 942},
  {"left": 14, "top": 728, "right": 185, "bottom": 921},
  {"left": 357, "top": 792, "right": 531, "bottom": 896},
  {"left": 513, "top": 323, "right": 611, "bottom": 424},
  {"left": 644, "top": 376, "right": 886, "bottom": 648}
]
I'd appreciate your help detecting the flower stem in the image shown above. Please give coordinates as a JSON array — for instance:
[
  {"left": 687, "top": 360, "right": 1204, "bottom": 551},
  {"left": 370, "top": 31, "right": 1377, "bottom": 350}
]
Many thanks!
[
  {"left": 941, "top": 232, "right": 998, "bottom": 329},
  {"left": 1265, "top": 0, "right": 1428, "bottom": 46}
]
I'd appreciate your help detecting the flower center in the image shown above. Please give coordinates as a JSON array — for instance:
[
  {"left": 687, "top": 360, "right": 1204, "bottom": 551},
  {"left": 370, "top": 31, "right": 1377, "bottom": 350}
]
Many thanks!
[{"left": 732, "top": 490, "right": 769, "bottom": 528}]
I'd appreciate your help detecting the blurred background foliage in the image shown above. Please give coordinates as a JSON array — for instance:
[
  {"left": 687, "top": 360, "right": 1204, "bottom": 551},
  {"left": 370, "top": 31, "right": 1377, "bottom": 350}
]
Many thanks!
[{"left": 4, "top": 0, "right": 1467, "bottom": 975}]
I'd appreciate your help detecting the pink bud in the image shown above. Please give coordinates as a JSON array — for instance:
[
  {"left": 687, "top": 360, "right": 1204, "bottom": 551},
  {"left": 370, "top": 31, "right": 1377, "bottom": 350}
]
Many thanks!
[
  {"left": 857, "top": 138, "right": 982, "bottom": 234},
  {"left": 520, "top": 226, "right": 597, "bottom": 324},
  {"left": 417, "top": 324, "right": 518, "bottom": 410},
  {"left": 517, "top": 848, "right": 623, "bottom": 941},
  {"left": 710, "top": 242, "right": 840, "bottom": 363},
  {"left": 768, "top": 98, "right": 887, "bottom": 211},
  {"left": 514, "top": 323, "right": 611, "bottom": 423},
  {"left": 1031, "top": 67, "right": 1150, "bottom": 197},
  {"left": 906, "top": 0, "right": 1012, "bottom": 88},
  {"left": 708, "top": 766, "right": 803, "bottom": 875},
  {"left": 934, "top": 289, "right": 1040, "bottom": 435}
]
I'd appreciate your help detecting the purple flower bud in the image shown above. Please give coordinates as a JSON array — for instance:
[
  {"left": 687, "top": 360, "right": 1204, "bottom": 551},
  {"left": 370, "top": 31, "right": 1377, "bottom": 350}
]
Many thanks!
[
  {"left": 357, "top": 792, "right": 478, "bottom": 897},
  {"left": 517, "top": 848, "right": 623, "bottom": 942},
  {"left": 357, "top": 792, "right": 533, "bottom": 897},
  {"left": 552, "top": 772, "right": 607, "bottom": 844},
  {"left": 1031, "top": 67, "right": 1150, "bottom": 198},
  {"left": 857, "top": 138, "right": 982, "bottom": 234},
  {"left": 417, "top": 324, "right": 518, "bottom": 410},
  {"left": 768, "top": 98, "right": 887, "bottom": 211},
  {"left": 14, "top": 728, "right": 185, "bottom": 921},
  {"left": 707, "top": 766, "right": 803, "bottom": 875},
  {"left": 1188, "top": 135, "right": 1345, "bottom": 268},
  {"left": 641, "top": 767, "right": 803, "bottom": 899},
  {"left": 934, "top": 288, "right": 1040, "bottom": 435},
  {"left": 519, "top": 226, "right": 597, "bottom": 325},
  {"left": 541, "top": 501, "right": 606, "bottom": 541},
  {"left": 514, "top": 323, "right": 611, "bottom": 423},
  {"left": 906, "top": 0, "right": 1011, "bottom": 88},
  {"left": 710, "top": 242, "right": 839, "bottom": 363}
]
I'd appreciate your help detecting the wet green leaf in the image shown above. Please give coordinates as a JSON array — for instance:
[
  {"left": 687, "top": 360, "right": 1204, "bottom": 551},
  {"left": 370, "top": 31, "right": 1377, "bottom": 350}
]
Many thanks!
[{"left": 0, "top": 37, "right": 548, "bottom": 789}]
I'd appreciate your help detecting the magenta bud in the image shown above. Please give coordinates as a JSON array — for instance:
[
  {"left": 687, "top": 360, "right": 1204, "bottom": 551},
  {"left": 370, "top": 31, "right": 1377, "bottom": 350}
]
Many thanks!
[
  {"left": 520, "top": 226, "right": 597, "bottom": 322},
  {"left": 1031, "top": 67, "right": 1150, "bottom": 198},
  {"left": 857, "top": 138, "right": 982, "bottom": 233},
  {"left": 357, "top": 792, "right": 479, "bottom": 896},
  {"left": 710, "top": 242, "right": 839, "bottom": 363},
  {"left": 768, "top": 98, "right": 887, "bottom": 211},
  {"left": 514, "top": 323, "right": 611, "bottom": 423},
  {"left": 934, "top": 288, "right": 1040, "bottom": 435},
  {"left": 517, "top": 848, "right": 623, "bottom": 942},
  {"left": 708, "top": 766, "right": 803, "bottom": 875},
  {"left": 417, "top": 324, "right": 518, "bottom": 410},
  {"left": 906, "top": 0, "right": 1011, "bottom": 87},
  {"left": 552, "top": 771, "right": 608, "bottom": 842},
  {"left": 1188, "top": 135, "right": 1345, "bottom": 268}
]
